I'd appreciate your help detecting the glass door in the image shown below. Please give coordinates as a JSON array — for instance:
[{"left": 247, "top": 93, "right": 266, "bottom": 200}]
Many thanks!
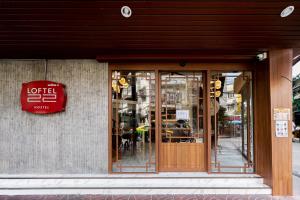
[
  {"left": 111, "top": 70, "right": 156, "bottom": 172},
  {"left": 210, "top": 71, "right": 254, "bottom": 173},
  {"left": 159, "top": 72, "right": 206, "bottom": 171}
]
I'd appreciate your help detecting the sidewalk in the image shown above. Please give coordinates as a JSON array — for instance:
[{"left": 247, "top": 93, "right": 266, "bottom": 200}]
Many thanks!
[
  {"left": 293, "top": 141, "right": 300, "bottom": 198},
  {"left": 0, "top": 195, "right": 297, "bottom": 200}
]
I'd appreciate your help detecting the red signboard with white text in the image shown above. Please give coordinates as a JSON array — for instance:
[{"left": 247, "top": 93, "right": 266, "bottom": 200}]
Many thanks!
[{"left": 21, "top": 80, "right": 67, "bottom": 114}]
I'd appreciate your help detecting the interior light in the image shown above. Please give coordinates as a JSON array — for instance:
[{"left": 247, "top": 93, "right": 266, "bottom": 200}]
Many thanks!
[
  {"left": 215, "top": 80, "right": 222, "bottom": 90},
  {"left": 121, "top": 6, "right": 132, "bottom": 18},
  {"left": 215, "top": 91, "right": 221, "bottom": 97},
  {"left": 119, "top": 77, "right": 127, "bottom": 85},
  {"left": 281, "top": 6, "right": 295, "bottom": 17}
]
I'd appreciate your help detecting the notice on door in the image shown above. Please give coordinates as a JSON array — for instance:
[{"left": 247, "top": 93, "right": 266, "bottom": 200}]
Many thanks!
[{"left": 176, "top": 110, "right": 189, "bottom": 120}]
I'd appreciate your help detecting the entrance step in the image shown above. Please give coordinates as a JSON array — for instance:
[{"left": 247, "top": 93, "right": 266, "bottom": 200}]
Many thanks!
[{"left": 0, "top": 173, "right": 271, "bottom": 195}]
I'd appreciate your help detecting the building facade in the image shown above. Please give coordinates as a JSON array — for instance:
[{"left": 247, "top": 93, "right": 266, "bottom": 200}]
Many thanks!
[
  {"left": 0, "top": 0, "right": 297, "bottom": 197},
  {"left": 0, "top": 53, "right": 293, "bottom": 196}
]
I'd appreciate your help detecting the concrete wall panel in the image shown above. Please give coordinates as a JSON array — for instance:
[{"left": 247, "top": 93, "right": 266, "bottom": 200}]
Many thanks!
[{"left": 0, "top": 60, "right": 108, "bottom": 174}]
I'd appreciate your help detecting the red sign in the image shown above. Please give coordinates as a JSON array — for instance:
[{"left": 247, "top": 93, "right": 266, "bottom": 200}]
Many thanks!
[{"left": 21, "top": 80, "right": 67, "bottom": 114}]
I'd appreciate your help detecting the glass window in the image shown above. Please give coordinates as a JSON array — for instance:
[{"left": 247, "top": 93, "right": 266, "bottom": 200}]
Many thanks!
[
  {"left": 111, "top": 70, "right": 156, "bottom": 172},
  {"left": 161, "top": 72, "right": 204, "bottom": 143},
  {"left": 210, "top": 71, "right": 254, "bottom": 173}
]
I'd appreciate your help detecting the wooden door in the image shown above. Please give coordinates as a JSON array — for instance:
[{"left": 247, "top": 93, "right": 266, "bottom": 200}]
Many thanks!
[{"left": 158, "top": 72, "right": 206, "bottom": 171}]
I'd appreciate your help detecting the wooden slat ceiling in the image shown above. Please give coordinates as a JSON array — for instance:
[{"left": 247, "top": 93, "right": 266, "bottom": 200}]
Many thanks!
[{"left": 1, "top": 0, "right": 300, "bottom": 61}]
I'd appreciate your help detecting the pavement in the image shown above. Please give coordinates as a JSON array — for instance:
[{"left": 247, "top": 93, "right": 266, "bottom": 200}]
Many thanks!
[
  {"left": 0, "top": 195, "right": 297, "bottom": 200},
  {"left": 293, "top": 141, "right": 300, "bottom": 197}
]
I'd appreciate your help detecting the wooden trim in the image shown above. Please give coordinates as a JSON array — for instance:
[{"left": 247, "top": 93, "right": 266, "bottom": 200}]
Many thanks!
[
  {"left": 96, "top": 54, "right": 254, "bottom": 63},
  {"left": 157, "top": 70, "right": 162, "bottom": 172},
  {"left": 246, "top": 78, "right": 251, "bottom": 164},
  {"left": 109, "top": 63, "right": 251, "bottom": 71},
  {"left": 155, "top": 69, "right": 160, "bottom": 173},
  {"left": 108, "top": 66, "right": 112, "bottom": 173},
  {"left": 206, "top": 70, "right": 211, "bottom": 173}
]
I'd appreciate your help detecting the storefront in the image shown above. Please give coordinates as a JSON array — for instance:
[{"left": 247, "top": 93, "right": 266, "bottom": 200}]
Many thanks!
[
  {"left": 109, "top": 63, "right": 254, "bottom": 173},
  {"left": 0, "top": 56, "right": 293, "bottom": 196},
  {"left": 0, "top": 0, "right": 297, "bottom": 197}
]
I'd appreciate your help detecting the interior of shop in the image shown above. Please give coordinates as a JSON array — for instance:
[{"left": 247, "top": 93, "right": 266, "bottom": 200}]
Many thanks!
[
  {"left": 111, "top": 70, "right": 254, "bottom": 173},
  {"left": 210, "top": 72, "right": 254, "bottom": 173}
]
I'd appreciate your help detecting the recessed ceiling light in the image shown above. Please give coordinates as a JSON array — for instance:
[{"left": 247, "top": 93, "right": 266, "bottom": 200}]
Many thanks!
[
  {"left": 256, "top": 52, "right": 268, "bottom": 61},
  {"left": 121, "top": 6, "right": 132, "bottom": 18},
  {"left": 281, "top": 6, "right": 295, "bottom": 17}
]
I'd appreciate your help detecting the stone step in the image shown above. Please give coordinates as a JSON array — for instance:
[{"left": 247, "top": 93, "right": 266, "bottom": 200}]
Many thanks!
[
  {"left": 0, "top": 177, "right": 265, "bottom": 187},
  {"left": 0, "top": 176, "right": 271, "bottom": 195},
  {"left": 0, "top": 188, "right": 272, "bottom": 195},
  {"left": 0, "top": 172, "right": 262, "bottom": 178}
]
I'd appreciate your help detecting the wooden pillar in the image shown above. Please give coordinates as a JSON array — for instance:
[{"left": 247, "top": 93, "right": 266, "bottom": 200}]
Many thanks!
[
  {"left": 269, "top": 49, "right": 293, "bottom": 196},
  {"left": 254, "top": 49, "right": 293, "bottom": 196}
]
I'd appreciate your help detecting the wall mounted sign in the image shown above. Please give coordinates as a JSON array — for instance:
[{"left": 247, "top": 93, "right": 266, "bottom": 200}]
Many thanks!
[
  {"left": 274, "top": 108, "right": 290, "bottom": 121},
  {"left": 275, "top": 120, "right": 288, "bottom": 137},
  {"left": 21, "top": 80, "right": 67, "bottom": 114},
  {"left": 274, "top": 108, "right": 290, "bottom": 138}
]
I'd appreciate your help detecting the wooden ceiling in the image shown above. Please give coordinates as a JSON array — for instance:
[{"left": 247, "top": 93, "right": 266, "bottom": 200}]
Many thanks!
[{"left": 1, "top": 0, "right": 300, "bottom": 61}]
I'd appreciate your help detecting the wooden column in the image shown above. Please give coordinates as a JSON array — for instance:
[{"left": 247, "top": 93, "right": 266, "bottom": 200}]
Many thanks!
[
  {"left": 254, "top": 59, "right": 272, "bottom": 187},
  {"left": 269, "top": 49, "right": 293, "bottom": 196},
  {"left": 254, "top": 49, "right": 293, "bottom": 196}
]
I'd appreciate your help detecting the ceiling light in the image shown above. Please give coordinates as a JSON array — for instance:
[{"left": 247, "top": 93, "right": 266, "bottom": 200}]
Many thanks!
[
  {"left": 281, "top": 6, "right": 295, "bottom": 18},
  {"left": 121, "top": 6, "right": 132, "bottom": 18},
  {"left": 256, "top": 52, "right": 268, "bottom": 61}
]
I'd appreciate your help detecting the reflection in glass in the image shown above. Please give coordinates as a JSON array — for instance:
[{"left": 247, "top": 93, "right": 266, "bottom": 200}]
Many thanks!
[
  {"left": 210, "top": 72, "right": 254, "bottom": 173},
  {"left": 161, "top": 72, "right": 204, "bottom": 143},
  {"left": 112, "top": 71, "right": 156, "bottom": 172}
]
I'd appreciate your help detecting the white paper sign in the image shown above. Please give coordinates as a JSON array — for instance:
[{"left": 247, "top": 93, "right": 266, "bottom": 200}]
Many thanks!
[
  {"left": 275, "top": 120, "right": 288, "bottom": 137},
  {"left": 274, "top": 108, "right": 290, "bottom": 121},
  {"left": 176, "top": 110, "right": 189, "bottom": 120}
]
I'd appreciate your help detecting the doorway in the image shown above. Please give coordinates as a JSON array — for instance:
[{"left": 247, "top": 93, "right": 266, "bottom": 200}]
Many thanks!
[
  {"left": 159, "top": 72, "right": 206, "bottom": 171},
  {"left": 111, "top": 70, "right": 156, "bottom": 172},
  {"left": 210, "top": 71, "right": 254, "bottom": 173},
  {"left": 109, "top": 66, "right": 254, "bottom": 174}
]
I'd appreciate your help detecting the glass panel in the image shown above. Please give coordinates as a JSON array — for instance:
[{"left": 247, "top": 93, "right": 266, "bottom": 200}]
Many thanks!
[
  {"left": 210, "top": 71, "right": 254, "bottom": 173},
  {"left": 111, "top": 70, "right": 156, "bottom": 172},
  {"left": 161, "top": 72, "right": 204, "bottom": 143}
]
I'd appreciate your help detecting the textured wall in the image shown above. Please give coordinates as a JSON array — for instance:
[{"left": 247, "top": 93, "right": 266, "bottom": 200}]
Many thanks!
[{"left": 0, "top": 60, "right": 108, "bottom": 174}]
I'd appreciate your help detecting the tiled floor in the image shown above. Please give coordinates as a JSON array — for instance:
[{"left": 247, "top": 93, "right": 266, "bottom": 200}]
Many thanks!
[
  {"left": 211, "top": 137, "right": 254, "bottom": 173},
  {"left": 0, "top": 195, "right": 297, "bottom": 200}
]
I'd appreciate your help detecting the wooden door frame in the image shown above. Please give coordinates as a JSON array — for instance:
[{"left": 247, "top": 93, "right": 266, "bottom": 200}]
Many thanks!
[
  {"left": 158, "top": 71, "right": 206, "bottom": 172},
  {"left": 208, "top": 70, "right": 256, "bottom": 173},
  {"left": 108, "top": 63, "right": 252, "bottom": 173}
]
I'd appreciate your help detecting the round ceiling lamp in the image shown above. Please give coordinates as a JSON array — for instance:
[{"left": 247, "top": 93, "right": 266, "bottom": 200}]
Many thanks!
[
  {"left": 280, "top": 6, "right": 295, "bottom": 18},
  {"left": 121, "top": 6, "right": 132, "bottom": 18}
]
